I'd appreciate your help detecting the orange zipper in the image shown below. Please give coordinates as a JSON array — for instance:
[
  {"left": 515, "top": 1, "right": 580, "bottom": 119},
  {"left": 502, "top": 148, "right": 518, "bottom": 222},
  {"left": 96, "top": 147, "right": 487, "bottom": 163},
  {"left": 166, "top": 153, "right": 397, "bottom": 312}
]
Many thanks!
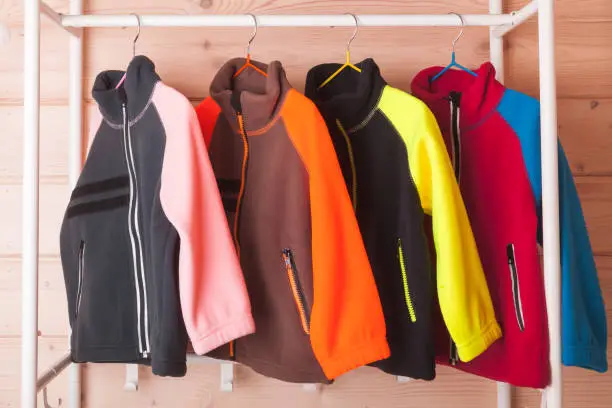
[
  {"left": 234, "top": 113, "right": 249, "bottom": 256},
  {"left": 282, "top": 249, "right": 310, "bottom": 334},
  {"left": 229, "top": 108, "right": 249, "bottom": 360}
]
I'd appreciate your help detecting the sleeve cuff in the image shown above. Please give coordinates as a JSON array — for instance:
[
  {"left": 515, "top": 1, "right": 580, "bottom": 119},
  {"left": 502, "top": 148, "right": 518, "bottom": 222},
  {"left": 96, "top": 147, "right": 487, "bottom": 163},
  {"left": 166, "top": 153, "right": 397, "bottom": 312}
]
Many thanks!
[
  {"left": 191, "top": 314, "right": 255, "bottom": 355},
  {"left": 456, "top": 320, "right": 502, "bottom": 362},
  {"left": 319, "top": 336, "right": 391, "bottom": 380}
]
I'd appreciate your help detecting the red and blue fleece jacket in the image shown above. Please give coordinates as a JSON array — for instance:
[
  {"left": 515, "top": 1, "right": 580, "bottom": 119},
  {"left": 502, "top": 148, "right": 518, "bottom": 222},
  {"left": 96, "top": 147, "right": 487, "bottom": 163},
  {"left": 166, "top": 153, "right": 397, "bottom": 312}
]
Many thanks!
[{"left": 412, "top": 62, "right": 607, "bottom": 388}]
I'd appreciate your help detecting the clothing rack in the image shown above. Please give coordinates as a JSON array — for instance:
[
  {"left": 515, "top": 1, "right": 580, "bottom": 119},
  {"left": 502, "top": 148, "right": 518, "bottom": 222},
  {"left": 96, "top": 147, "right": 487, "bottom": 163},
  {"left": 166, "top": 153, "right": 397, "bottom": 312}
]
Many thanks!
[{"left": 21, "top": 1, "right": 560, "bottom": 407}]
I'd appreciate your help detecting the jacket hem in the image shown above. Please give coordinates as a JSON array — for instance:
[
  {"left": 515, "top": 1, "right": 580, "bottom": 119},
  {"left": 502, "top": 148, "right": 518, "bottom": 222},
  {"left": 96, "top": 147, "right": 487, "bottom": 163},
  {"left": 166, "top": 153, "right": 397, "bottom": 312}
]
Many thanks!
[
  {"left": 320, "top": 336, "right": 390, "bottom": 379},
  {"left": 191, "top": 314, "right": 255, "bottom": 355},
  {"left": 455, "top": 320, "right": 502, "bottom": 362},
  {"left": 151, "top": 359, "right": 187, "bottom": 377},
  {"left": 237, "top": 355, "right": 331, "bottom": 384},
  {"left": 563, "top": 345, "right": 608, "bottom": 373}
]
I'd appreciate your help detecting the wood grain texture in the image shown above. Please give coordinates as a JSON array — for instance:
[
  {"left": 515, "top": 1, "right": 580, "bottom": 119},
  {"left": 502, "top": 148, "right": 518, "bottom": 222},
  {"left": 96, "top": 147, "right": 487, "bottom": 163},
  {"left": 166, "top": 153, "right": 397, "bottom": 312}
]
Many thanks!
[
  {"left": 1, "top": 0, "right": 612, "bottom": 407},
  {"left": 0, "top": 337, "right": 71, "bottom": 408}
]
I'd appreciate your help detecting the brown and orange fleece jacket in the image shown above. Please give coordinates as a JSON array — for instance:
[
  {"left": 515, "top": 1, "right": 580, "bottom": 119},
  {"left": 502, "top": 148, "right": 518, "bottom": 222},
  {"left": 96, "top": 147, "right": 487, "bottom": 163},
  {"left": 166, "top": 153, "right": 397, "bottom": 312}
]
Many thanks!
[{"left": 195, "top": 58, "right": 390, "bottom": 383}]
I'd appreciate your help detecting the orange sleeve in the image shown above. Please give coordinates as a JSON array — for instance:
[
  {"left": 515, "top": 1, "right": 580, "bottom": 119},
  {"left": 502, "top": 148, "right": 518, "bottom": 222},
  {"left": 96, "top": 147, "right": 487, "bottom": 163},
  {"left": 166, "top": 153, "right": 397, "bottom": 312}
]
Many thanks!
[
  {"left": 282, "top": 90, "right": 390, "bottom": 379},
  {"left": 195, "top": 97, "right": 221, "bottom": 148}
]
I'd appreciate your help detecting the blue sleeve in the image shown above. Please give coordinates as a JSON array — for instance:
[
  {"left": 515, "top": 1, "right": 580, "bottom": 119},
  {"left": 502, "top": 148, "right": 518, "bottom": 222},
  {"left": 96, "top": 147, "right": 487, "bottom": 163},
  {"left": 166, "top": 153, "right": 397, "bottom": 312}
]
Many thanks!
[
  {"left": 498, "top": 89, "right": 608, "bottom": 373},
  {"left": 558, "top": 145, "right": 607, "bottom": 372}
]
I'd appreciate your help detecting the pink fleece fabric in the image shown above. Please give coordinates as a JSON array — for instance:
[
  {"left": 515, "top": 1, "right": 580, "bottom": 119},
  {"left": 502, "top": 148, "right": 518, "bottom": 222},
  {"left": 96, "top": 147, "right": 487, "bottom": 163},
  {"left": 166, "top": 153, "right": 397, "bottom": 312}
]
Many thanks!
[{"left": 153, "top": 82, "right": 255, "bottom": 354}]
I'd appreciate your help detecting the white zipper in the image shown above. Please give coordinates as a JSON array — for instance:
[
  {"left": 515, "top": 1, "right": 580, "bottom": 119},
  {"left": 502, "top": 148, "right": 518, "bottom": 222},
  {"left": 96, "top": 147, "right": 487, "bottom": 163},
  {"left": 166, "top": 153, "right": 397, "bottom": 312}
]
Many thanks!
[
  {"left": 126, "top": 120, "right": 151, "bottom": 354},
  {"left": 121, "top": 103, "right": 147, "bottom": 356}
]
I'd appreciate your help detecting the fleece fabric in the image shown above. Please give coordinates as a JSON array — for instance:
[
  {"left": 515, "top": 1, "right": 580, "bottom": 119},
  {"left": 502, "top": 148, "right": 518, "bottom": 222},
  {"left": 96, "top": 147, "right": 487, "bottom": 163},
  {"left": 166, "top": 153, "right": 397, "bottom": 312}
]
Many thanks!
[
  {"left": 305, "top": 58, "right": 501, "bottom": 380},
  {"left": 411, "top": 62, "right": 608, "bottom": 388},
  {"left": 195, "top": 58, "right": 390, "bottom": 383},
  {"left": 60, "top": 56, "right": 254, "bottom": 377}
]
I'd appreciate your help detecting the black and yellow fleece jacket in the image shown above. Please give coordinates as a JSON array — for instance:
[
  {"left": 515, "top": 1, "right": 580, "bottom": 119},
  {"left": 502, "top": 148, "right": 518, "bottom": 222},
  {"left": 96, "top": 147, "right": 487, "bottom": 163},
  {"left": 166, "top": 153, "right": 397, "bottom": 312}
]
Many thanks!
[{"left": 305, "top": 59, "right": 502, "bottom": 380}]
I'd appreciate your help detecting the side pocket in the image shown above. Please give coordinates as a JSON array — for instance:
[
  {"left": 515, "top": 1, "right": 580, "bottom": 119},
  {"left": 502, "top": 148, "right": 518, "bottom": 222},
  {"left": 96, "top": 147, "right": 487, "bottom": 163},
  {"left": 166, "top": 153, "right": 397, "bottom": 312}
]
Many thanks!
[
  {"left": 282, "top": 249, "right": 311, "bottom": 334},
  {"left": 397, "top": 239, "right": 417, "bottom": 323},
  {"left": 75, "top": 240, "right": 85, "bottom": 319},
  {"left": 506, "top": 244, "right": 525, "bottom": 331}
]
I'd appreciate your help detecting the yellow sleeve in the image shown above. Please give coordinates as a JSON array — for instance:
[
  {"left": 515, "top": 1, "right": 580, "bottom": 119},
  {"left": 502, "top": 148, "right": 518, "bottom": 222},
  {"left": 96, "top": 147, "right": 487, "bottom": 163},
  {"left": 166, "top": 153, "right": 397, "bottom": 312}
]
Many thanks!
[{"left": 379, "top": 87, "right": 501, "bottom": 362}]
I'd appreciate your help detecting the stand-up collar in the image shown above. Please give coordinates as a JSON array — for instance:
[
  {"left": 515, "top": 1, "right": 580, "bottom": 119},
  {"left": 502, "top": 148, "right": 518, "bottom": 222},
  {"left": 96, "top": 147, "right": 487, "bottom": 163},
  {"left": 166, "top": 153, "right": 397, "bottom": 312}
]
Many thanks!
[
  {"left": 92, "top": 55, "right": 160, "bottom": 127},
  {"left": 210, "top": 58, "right": 291, "bottom": 133},
  {"left": 411, "top": 62, "right": 506, "bottom": 130},
  {"left": 305, "top": 58, "right": 386, "bottom": 131}
]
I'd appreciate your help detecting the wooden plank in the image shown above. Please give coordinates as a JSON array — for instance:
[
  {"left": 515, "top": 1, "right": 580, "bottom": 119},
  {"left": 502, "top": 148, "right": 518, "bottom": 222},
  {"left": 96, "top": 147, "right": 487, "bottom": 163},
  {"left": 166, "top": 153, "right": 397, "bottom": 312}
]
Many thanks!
[
  {"left": 84, "top": 0, "right": 489, "bottom": 16},
  {"left": 576, "top": 177, "right": 612, "bottom": 256},
  {"left": 506, "top": 20, "right": 612, "bottom": 99},
  {"left": 0, "top": 106, "right": 70, "bottom": 183},
  {"left": 0, "top": 27, "right": 69, "bottom": 104},
  {"left": 0, "top": 257, "right": 69, "bottom": 336},
  {"left": 0, "top": 184, "right": 69, "bottom": 256},
  {"left": 82, "top": 363, "right": 495, "bottom": 408},
  {"left": 0, "top": 337, "right": 71, "bottom": 408},
  {"left": 559, "top": 98, "right": 612, "bottom": 177}
]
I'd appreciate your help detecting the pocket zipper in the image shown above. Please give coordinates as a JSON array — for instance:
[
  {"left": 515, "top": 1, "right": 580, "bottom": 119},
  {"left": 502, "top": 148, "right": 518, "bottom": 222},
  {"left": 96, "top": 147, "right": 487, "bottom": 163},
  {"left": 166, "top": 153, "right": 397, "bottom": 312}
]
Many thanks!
[
  {"left": 76, "top": 241, "right": 85, "bottom": 317},
  {"left": 507, "top": 244, "right": 525, "bottom": 332},
  {"left": 282, "top": 249, "right": 311, "bottom": 334},
  {"left": 397, "top": 239, "right": 416, "bottom": 323}
]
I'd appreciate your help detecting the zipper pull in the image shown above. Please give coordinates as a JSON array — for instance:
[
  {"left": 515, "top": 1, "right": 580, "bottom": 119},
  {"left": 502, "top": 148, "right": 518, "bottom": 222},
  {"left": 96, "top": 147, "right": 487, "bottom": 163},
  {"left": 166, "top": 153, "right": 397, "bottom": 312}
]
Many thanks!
[
  {"left": 506, "top": 245, "right": 515, "bottom": 266},
  {"left": 449, "top": 340, "right": 458, "bottom": 365},
  {"left": 282, "top": 249, "right": 291, "bottom": 268},
  {"left": 448, "top": 91, "right": 462, "bottom": 106}
]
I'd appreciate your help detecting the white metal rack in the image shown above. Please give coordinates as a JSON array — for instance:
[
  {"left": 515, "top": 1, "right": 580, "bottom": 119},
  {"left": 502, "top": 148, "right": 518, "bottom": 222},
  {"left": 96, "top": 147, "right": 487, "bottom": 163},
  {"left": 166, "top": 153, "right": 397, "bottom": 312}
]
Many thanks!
[{"left": 21, "top": 1, "right": 561, "bottom": 407}]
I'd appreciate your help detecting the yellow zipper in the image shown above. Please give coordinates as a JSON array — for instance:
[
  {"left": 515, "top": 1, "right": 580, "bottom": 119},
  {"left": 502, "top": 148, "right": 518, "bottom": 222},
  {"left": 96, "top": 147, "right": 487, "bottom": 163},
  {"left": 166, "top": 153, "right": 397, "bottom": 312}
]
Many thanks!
[
  {"left": 336, "top": 119, "right": 357, "bottom": 210},
  {"left": 397, "top": 239, "right": 416, "bottom": 322}
]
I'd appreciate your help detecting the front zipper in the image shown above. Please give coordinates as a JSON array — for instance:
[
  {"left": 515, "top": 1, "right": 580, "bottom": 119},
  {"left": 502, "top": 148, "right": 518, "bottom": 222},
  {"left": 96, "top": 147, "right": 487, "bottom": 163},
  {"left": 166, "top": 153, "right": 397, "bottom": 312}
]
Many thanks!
[
  {"left": 448, "top": 91, "right": 462, "bottom": 183},
  {"left": 336, "top": 119, "right": 357, "bottom": 210},
  {"left": 121, "top": 103, "right": 150, "bottom": 358},
  {"left": 75, "top": 240, "right": 85, "bottom": 318},
  {"left": 507, "top": 244, "right": 525, "bottom": 331},
  {"left": 231, "top": 94, "right": 249, "bottom": 257},
  {"left": 282, "top": 249, "right": 311, "bottom": 334},
  {"left": 228, "top": 93, "right": 250, "bottom": 359},
  {"left": 397, "top": 239, "right": 416, "bottom": 323}
]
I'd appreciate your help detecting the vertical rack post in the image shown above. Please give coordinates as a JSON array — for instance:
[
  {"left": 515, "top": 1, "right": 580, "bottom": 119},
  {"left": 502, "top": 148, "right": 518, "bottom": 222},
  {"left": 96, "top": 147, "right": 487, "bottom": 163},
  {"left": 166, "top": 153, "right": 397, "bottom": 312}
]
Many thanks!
[
  {"left": 21, "top": 0, "right": 41, "bottom": 407},
  {"left": 538, "top": 0, "right": 562, "bottom": 406},
  {"left": 489, "top": 0, "right": 505, "bottom": 82},
  {"left": 490, "top": 1, "right": 511, "bottom": 407},
  {"left": 68, "top": 0, "right": 84, "bottom": 407}
]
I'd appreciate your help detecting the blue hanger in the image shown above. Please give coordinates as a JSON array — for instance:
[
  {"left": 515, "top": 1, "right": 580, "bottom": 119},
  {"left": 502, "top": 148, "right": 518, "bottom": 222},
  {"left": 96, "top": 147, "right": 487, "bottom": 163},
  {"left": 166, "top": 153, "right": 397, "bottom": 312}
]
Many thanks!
[{"left": 430, "top": 12, "right": 477, "bottom": 82}]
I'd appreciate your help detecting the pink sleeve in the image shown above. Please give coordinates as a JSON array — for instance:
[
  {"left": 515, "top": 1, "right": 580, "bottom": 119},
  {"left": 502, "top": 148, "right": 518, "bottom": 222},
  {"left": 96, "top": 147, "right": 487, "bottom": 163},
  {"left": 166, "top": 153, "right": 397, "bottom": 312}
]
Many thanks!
[{"left": 153, "top": 83, "right": 255, "bottom": 354}]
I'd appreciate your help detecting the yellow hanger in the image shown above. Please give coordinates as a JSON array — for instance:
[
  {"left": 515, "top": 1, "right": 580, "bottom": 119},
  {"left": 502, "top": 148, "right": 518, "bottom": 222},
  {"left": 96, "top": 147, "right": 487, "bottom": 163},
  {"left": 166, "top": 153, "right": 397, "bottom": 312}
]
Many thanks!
[
  {"left": 234, "top": 14, "right": 268, "bottom": 79},
  {"left": 318, "top": 13, "right": 362, "bottom": 89}
]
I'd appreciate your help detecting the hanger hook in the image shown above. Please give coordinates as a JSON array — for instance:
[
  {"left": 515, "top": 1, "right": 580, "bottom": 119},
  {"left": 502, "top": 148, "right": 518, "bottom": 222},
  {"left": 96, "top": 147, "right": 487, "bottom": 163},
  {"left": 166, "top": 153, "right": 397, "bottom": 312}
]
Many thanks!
[
  {"left": 449, "top": 12, "right": 465, "bottom": 53},
  {"left": 130, "top": 13, "right": 141, "bottom": 58},
  {"left": 346, "top": 13, "right": 359, "bottom": 55},
  {"left": 246, "top": 13, "right": 258, "bottom": 56},
  {"left": 43, "top": 387, "right": 61, "bottom": 408}
]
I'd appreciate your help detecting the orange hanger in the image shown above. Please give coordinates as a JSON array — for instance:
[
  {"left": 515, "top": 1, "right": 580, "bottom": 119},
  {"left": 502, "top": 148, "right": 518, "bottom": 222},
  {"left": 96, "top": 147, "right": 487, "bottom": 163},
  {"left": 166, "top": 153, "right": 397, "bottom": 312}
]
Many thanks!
[
  {"left": 234, "top": 14, "right": 268, "bottom": 79},
  {"left": 318, "top": 13, "right": 362, "bottom": 89}
]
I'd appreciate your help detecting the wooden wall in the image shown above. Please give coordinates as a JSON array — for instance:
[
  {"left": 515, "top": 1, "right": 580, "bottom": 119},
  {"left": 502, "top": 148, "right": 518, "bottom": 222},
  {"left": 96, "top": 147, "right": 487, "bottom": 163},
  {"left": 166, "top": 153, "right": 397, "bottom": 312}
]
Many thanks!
[{"left": 1, "top": 0, "right": 611, "bottom": 406}]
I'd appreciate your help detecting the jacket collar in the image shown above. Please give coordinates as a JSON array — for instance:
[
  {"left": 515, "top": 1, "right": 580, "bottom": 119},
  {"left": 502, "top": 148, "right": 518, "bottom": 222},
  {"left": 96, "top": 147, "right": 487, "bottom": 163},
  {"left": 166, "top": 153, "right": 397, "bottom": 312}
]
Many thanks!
[
  {"left": 92, "top": 56, "right": 160, "bottom": 127},
  {"left": 410, "top": 62, "right": 506, "bottom": 130},
  {"left": 305, "top": 58, "right": 386, "bottom": 132},
  {"left": 210, "top": 58, "right": 291, "bottom": 134}
]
